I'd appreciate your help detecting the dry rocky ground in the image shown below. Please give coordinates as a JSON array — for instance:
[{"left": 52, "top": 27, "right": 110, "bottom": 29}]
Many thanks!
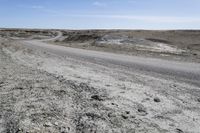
[
  {"left": 53, "top": 30, "right": 200, "bottom": 63},
  {"left": 0, "top": 29, "right": 200, "bottom": 133}
]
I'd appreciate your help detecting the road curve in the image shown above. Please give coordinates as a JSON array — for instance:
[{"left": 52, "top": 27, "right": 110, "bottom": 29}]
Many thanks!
[
  {"left": 21, "top": 32, "right": 200, "bottom": 86},
  {"left": 42, "top": 31, "right": 63, "bottom": 42}
]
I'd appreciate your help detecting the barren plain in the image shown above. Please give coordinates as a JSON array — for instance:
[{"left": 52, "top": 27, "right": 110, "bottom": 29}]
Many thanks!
[{"left": 0, "top": 29, "right": 200, "bottom": 133}]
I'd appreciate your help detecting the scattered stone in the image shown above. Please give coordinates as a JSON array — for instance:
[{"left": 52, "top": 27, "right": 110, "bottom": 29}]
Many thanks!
[
  {"left": 131, "top": 115, "right": 136, "bottom": 119},
  {"left": 92, "top": 103, "right": 99, "bottom": 108},
  {"left": 67, "top": 127, "right": 70, "bottom": 131},
  {"left": 108, "top": 112, "right": 116, "bottom": 118},
  {"left": 176, "top": 128, "right": 184, "bottom": 133},
  {"left": 61, "top": 131, "right": 67, "bottom": 133},
  {"left": 154, "top": 97, "right": 161, "bottom": 103},
  {"left": 54, "top": 122, "right": 59, "bottom": 126},
  {"left": 142, "top": 98, "right": 150, "bottom": 102},
  {"left": 121, "top": 114, "right": 128, "bottom": 119},
  {"left": 56, "top": 75, "right": 65, "bottom": 82},
  {"left": 91, "top": 95, "right": 103, "bottom": 101},
  {"left": 173, "top": 84, "right": 177, "bottom": 87},
  {"left": 14, "top": 87, "right": 24, "bottom": 90},
  {"left": 138, "top": 107, "right": 148, "bottom": 116},
  {"left": 105, "top": 84, "right": 111, "bottom": 87},
  {"left": 86, "top": 112, "right": 101, "bottom": 119},
  {"left": 57, "top": 90, "right": 67, "bottom": 95},
  {"left": 111, "top": 103, "right": 118, "bottom": 107},
  {"left": 155, "top": 115, "right": 165, "bottom": 119},
  {"left": 17, "top": 128, "right": 22, "bottom": 132},
  {"left": 169, "top": 123, "right": 175, "bottom": 127},
  {"left": 197, "top": 98, "right": 200, "bottom": 102},
  {"left": 146, "top": 98, "right": 150, "bottom": 101},
  {"left": 0, "top": 82, "right": 3, "bottom": 87},
  {"left": 44, "top": 122, "right": 53, "bottom": 127},
  {"left": 125, "top": 111, "right": 130, "bottom": 114},
  {"left": 41, "top": 87, "right": 47, "bottom": 90},
  {"left": 138, "top": 108, "right": 146, "bottom": 113}
]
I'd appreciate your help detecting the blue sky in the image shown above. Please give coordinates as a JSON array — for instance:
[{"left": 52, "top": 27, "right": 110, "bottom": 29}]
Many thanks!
[{"left": 0, "top": 0, "right": 200, "bottom": 29}]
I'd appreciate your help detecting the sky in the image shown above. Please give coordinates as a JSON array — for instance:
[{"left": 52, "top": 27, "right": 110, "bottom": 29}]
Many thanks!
[{"left": 0, "top": 0, "right": 200, "bottom": 29}]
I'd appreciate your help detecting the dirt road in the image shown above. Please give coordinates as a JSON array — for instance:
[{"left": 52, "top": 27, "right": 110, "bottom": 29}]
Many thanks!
[
  {"left": 23, "top": 36, "right": 200, "bottom": 87},
  {"left": 1, "top": 30, "right": 200, "bottom": 133}
]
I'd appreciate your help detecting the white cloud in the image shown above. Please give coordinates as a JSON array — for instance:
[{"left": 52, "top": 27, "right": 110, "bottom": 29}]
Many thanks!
[
  {"left": 93, "top": 1, "right": 107, "bottom": 7},
  {"left": 37, "top": 9, "right": 200, "bottom": 23},
  {"left": 19, "top": 4, "right": 199, "bottom": 24},
  {"left": 30, "top": 5, "right": 44, "bottom": 9},
  {"left": 18, "top": 5, "right": 44, "bottom": 10},
  {"left": 64, "top": 14, "right": 200, "bottom": 23}
]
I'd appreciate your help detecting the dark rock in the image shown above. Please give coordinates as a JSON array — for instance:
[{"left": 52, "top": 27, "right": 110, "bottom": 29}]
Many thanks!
[
  {"left": 85, "top": 112, "right": 101, "bottom": 120},
  {"left": 173, "top": 84, "right": 177, "bottom": 87},
  {"left": 121, "top": 114, "right": 128, "bottom": 119},
  {"left": 197, "top": 98, "right": 200, "bottom": 102},
  {"left": 131, "top": 115, "right": 136, "bottom": 118},
  {"left": 125, "top": 111, "right": 130, "bottom": 114},
  {"left": 92, "top": 103, "right": 99, "bottom": 108},
  {"left": 40, "top": 87, "right": 47, "bottom": 90},
  {"left": 17, "top": 128, "right": 23, "bottom": 132},
  {"left": 154, "top": 97, "right": 161, "bottom": 102},
  {"left": 79, "top": 83, "right": 95, "bottom": 92},
  {"left": 58, "top": 90, "right": 67, "bottom": 94},
  {"left": 138, "top": 107, "right": 148, "bottom": 116},
  {"left": 176, "top": 128, "right": 184, "bottom": 133},
  {"left": 67, "top": 127, "right": 70, "bottom": 131},
  {"left": 44, "top": 122, "right": 53, "bottom": 127},
  {"left": 91, "top": 95, "right": 103, "bottom": 101},
  {"left": 64, "top": 34, "right": 99, "bottom": 43},
  {"left": 138, "top": 108, "right": 146, "bottom": 113},
  {"left": 111, "top": 103, "right": 118, "bottom": 107},
  {"left": 146, "top": 38, "right": 170, "bottom": 44},
  {"left": 14, "top": 87, "right": 24, "bottom": 90},
  {"left": 105, "top": 84, "right": 111, "bottom": 87},
  {"left": 146, "top": 98, "right": 150, "bottom": 101},
  {"left": 0, "top": 82, "right": 3, "bottom": 87},
  {"left": 108, "top": 112, "right": 116, "bottom": 118}
]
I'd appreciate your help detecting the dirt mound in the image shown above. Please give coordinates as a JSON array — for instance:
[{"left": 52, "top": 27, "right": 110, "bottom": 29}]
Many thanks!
[
  {"left": 64, "top": 34, "right": 100, "bottom": 43},
  {"left": 146, "top": 38, "right": 171, "bottom": 44},
  {"left": 187, "top": 44, "right": 200, "bottom": 51},
  {"left": 0, "top": 29, "right": 55, "bottom": 40}
]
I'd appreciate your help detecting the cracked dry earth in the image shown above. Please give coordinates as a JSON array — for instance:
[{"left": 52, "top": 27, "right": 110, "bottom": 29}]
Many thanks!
[{"left": 0, "top": 39, "right": 200, "bottom": 133}]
